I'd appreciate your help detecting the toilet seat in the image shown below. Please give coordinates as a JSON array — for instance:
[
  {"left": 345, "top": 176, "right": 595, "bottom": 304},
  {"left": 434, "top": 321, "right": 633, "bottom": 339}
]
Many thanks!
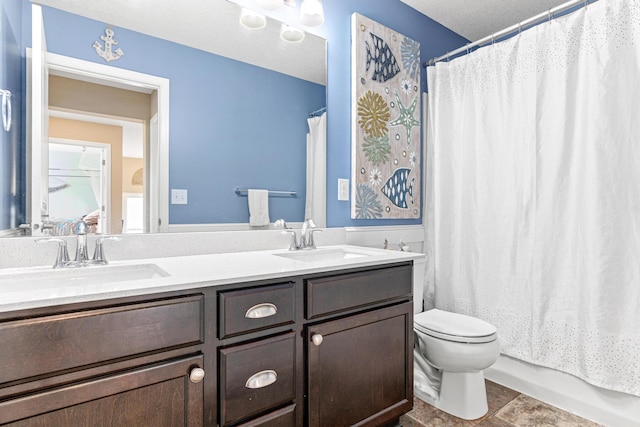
[{"left": 415, "top": 309, "right": 497, "bottom": 344}]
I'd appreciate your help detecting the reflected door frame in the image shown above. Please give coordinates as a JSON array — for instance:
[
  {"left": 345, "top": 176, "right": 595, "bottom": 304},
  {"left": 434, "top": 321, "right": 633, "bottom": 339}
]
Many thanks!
[
  {"left": 28, "top": 4, "right": 170, "bottom": 234},
  {"left": 43, "top": 53, "right": 170, "bottom": 233}
]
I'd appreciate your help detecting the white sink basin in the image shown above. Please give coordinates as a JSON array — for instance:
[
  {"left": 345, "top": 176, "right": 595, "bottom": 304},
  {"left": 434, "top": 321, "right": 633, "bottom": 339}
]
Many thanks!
[
  {"left": 274, "top": 247, "right": 377, "bottom": 263},
  {"left": 0, "top": 263, "right": 169, "bottom": 291}
]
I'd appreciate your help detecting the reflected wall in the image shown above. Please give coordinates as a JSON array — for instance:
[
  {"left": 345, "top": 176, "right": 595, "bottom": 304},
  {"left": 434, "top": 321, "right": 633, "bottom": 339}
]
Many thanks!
[{"left": 40, "top": 6, "right": 325, "bottom": 225}]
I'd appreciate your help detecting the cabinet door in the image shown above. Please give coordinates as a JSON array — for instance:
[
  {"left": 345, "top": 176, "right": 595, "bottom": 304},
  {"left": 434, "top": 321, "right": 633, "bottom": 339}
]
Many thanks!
[
  {"left": 0, "top": 355, "right": 204, "bottom": 427},
  {"left": 307, "top": 302, "right": 413, "bottom": 427}
]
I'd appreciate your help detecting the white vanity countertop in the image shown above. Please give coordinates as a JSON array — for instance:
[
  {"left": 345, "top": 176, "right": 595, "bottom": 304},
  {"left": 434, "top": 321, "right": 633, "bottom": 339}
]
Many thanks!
[{"left": 0, "top": 245, "right": 424, "bottom": 313}]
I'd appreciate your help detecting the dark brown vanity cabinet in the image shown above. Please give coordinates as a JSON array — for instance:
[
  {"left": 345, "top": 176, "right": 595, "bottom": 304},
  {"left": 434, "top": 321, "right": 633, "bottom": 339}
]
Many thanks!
[
  {"left": 216, "top": 263, "right": 414, "bottom": 427},
  {"left": 0, "top": 261, "right": 413, "bottom": 427},
  {"left": 0, "top": 355, "right": 204, "bottom": 427},
  {"left": 305, "top": 265, "right": 414, "bottom": 427},
  {"left": 306, "top": 303, "right": 413, "bottom": 427},
  {"left": 0, "top": 294, "right": 207, "bottom": 426},
  {"left": 219, "top": 333, "right": 296, "bottom": 426},
  {"left": 217, "top": 282, "right": 298, "bottom": 427}
]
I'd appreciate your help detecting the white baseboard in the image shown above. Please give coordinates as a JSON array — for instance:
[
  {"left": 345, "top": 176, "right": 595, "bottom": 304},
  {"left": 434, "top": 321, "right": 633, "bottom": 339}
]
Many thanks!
[{"left": 485, "top": 354, "right": 640, "bottom": 427}]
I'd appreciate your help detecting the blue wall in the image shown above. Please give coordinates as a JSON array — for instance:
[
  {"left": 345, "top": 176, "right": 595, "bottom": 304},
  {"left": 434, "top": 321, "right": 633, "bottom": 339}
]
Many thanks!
[
  {"left": 17, "top": 1, "right": 467, "bottom": 229},
  {"left": 0, "top": 0, "right": 23, "bottom": 231}
]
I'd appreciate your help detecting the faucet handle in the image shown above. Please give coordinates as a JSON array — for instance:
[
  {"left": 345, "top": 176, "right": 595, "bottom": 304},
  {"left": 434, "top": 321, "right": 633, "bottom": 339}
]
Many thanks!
[
  {"left": 36, "top": 238, "right": 70, "bottom": 268},
  {"left": 92, "top": 236, "right": 122, "bottom": 264},
  {"left": 306, "top": 229, "right": 323, "bottom": 249},
  {"left": 301, "top": 218, "right": 316, "bottom": 234},
  {"left": 282, "top": 230, "right": 299, "bottom": 251}
]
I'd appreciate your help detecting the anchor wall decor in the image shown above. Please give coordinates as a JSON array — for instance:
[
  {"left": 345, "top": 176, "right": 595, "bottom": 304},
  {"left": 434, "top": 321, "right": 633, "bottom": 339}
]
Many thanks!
[{"left": 93, "top": 28, "right": 124, "bottom": 63}]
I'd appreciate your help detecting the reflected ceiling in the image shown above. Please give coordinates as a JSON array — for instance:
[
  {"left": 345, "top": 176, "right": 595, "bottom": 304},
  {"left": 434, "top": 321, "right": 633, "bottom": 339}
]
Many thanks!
[{"left": 34, "top": 0, "right": 326, "bottom": 85}]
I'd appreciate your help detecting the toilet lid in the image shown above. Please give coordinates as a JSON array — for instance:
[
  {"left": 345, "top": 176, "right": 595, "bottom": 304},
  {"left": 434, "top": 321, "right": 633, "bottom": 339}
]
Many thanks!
[{"left": 414, "top": 309, "right": 497, "bottom": 343}]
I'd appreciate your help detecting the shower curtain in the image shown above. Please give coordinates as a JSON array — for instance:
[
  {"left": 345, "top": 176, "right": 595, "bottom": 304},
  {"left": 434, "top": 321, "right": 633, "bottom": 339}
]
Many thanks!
[
  {"left": 426, "top": 0, "right": 640, "bottom": 396},
  {"left": 305, "top": 112, "right": 326, "bottom": 227}
]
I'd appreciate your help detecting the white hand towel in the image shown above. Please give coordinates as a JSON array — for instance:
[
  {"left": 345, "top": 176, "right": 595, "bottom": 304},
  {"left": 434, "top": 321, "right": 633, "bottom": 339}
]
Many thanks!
[{"left": 248, "top": 189, "right": 270, "bottom": 226}]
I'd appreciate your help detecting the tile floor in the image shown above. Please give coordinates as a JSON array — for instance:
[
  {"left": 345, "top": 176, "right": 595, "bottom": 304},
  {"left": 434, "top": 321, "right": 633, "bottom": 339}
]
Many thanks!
[{"left": 400, "top": 380, "right": 602, "bottom": 427}]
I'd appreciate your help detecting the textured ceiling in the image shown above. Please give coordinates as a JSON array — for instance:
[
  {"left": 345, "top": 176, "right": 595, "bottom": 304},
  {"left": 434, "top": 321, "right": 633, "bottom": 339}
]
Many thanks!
[{"left": 400, "top": 0, "right": 572, "bottom": 41}]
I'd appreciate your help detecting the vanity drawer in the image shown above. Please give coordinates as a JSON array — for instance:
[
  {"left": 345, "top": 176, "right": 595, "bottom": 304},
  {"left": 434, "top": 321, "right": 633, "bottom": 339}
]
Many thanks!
[
  {"left": 219, "top": 282, "right": 295, "bottom": 338},
  {"left": 0, "top": 295, "right": 203, "bottom": 385},
  {"left": 306, "top": 263, "right": 412, "bottom": 319},
  {"left": 219, "top": 332, "right": 295, "bottom": 426},
  {"left": 236, "top": 404, "right": 296, "bottom": 427}
]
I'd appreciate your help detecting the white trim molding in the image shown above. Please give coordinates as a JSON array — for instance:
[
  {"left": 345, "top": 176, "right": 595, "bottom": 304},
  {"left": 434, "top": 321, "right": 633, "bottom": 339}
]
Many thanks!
[{"left": 168, "top": 222, "right": 305, "bottom": 233}]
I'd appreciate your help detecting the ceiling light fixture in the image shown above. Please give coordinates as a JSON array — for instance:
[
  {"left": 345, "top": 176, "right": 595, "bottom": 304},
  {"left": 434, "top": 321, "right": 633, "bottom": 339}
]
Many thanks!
[
  {"left": 239, "top": 7, "right": 267, "bottom": 29},
  {"left": 299, "top": 0, "right": 324, "bottom": 27},
  {"left": 256, "top": 0, "right": 284, "bottom": 11},
  {"left": 280, "top": 24, "right": 305, "bottom": 43}
]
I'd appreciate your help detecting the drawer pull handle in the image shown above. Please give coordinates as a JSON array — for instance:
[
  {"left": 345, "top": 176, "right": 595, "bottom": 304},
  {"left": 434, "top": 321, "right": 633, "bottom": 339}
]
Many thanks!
[
  {"left": 245, "top": 303, "right": 278, "bottom": 319},
  {"left": 189, "top": 368, "right": 205, "bottom": 383},
  {"left": 245, "top": 369, "right": 278, "bottom": 389},
  {"left": 311, "top": 333, "right": 323, "bottom": 346}
]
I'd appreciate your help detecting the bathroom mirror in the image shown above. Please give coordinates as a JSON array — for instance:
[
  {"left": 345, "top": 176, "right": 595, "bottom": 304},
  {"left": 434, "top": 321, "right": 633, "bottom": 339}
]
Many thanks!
[{"left": 0, "top": 0, "right": 327, "bottom": 236}]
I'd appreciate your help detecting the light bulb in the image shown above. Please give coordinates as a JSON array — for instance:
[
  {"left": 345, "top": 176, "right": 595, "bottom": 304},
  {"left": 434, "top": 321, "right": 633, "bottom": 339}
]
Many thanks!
[
  {"left": 257, "top": 0, "right": 284, "bottom": 10},
  {"left": 239, "top": 8, "right": 267, "bottom": 29},
  {"left": 299, "top": 0, "right": 324, "bottom": 27},
  {"left": 280, "top": 24, "right": 305, "bottom": 43}
]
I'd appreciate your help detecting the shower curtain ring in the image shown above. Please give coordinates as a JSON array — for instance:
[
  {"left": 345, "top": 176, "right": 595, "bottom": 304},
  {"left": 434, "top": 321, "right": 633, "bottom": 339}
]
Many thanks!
[
  {"left": 466, "top": 43, "right": 470, "bottom": 54},
  {"left": 547, "top": 10, "right": 553, "bottom": 22}
]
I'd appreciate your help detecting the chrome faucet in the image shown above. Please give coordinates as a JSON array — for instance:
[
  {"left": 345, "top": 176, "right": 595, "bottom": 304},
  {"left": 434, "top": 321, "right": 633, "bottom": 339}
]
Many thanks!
[
  {"left": 300, "top": 219, "right": 321, "bottom": 249},
  {"left": 300, "top": 219, "right": 314, "bottom": 242},
  {"left": 283, "top": 229, "right": 300, "bottom": 251},
  {"left": 37, "top": 220, "right": 121, "bottom": 268},
  {"left": 74, "top": 220, "right": 90, "bottom": 262},
  {"left": 36, "top": 238, "right": 70, "bottom": 268},
  {"left": 280, "top": 219, "right": 322, "bottom": 251},
  {"left": 91, "top": 236, "right": 122, "bottom": 265}
]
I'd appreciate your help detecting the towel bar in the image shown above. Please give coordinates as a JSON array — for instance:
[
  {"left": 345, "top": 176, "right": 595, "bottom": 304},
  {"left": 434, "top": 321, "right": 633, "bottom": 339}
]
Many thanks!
[{"left": 234, "top": 188, "right": 297, "bottom": 198}]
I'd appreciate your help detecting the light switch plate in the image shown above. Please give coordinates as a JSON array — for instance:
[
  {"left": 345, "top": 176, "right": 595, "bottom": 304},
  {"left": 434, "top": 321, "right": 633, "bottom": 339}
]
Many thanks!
[
  {"left": 338, "top": 179, "right": 349, "bottom": 201},
  {"left": 171, "top": 189, "right": 188, "bottom": 205}
]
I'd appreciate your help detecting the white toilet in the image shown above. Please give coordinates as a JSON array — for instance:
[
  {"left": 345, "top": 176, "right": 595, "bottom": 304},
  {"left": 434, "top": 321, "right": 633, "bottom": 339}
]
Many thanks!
[{"left": 413, "top": 308, "right": 500, "bottom": 420}]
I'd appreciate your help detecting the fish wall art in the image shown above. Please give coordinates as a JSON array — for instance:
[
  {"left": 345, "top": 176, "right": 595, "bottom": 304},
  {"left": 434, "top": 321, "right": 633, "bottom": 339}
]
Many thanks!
[{"left": 351, "top": 13, "right": 421, "bottom": 220}]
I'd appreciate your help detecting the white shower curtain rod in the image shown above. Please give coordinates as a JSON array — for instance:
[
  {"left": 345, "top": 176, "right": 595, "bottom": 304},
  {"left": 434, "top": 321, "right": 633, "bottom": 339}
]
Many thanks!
[{"left": 424, "top": 0, "right": 598, "bottom": 66}]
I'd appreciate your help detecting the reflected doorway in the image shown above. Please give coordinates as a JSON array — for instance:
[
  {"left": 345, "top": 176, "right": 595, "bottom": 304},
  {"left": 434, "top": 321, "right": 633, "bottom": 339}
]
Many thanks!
[
  {"left": 48, "top": 139, "right": 110, "bottom": 234},
  {"left": 47, "top": 72, "right": 154, "bottom": 235}
]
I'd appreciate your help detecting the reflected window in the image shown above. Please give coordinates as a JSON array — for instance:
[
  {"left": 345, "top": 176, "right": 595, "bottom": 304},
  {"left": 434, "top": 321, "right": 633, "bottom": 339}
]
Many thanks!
[{"left": 123, "top": 193, "right": 143, "bottom": 233}]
